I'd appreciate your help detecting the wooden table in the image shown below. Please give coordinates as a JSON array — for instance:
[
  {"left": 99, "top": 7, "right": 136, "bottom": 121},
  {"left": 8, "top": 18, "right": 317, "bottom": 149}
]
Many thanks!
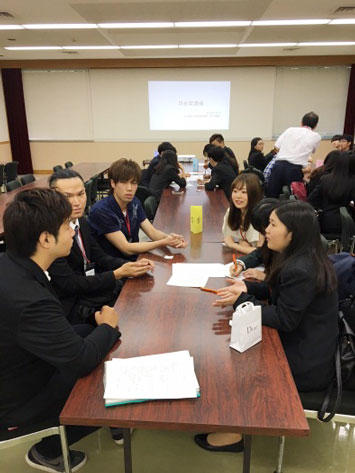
[
  {"left": 60, "top": 184, "right": 309, "bottom": 472},
  {"left": 0, "top": 162, "right": 110, "bottom": 237}
]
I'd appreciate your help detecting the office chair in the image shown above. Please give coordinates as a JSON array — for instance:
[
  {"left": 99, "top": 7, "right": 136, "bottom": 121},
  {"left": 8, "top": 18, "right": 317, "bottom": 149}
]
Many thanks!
[
  {"left": 0, "top": 425, "right": 72, "bottom": 473},
  {"left": 4, "top": 161, "right": 19, "bottom": 182},
  {"left": 53, "top": 165, "right": 64, "bottom": 172},
  {"left": 6, "top": 180, "right": 22, "bottom": 192},
  {"left": 20, "top": 174, "right": 35, "bottom": 185},
  {"left": 65, "top": 161, "right": 74, "bottom": 168}
]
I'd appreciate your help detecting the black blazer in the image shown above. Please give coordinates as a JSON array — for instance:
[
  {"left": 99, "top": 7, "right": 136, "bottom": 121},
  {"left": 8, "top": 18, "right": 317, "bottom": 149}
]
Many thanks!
[
  {"left": 248, "top": 150, "right": 274, "bottom": 172},
  {"left": 205, "top": 159, "right": 238, "bottom": 199},
  {"left": 235, "top": 254, "right": 339, "bottom": 391},
  {"left": 0, "top": 252, "right": 119, "bottom": 426},
  {"left": 48, "top": 218, "right": 127, "bottom": 317},
  {"left": 149, "top": 164, "right": 186, "bottom": 199}
]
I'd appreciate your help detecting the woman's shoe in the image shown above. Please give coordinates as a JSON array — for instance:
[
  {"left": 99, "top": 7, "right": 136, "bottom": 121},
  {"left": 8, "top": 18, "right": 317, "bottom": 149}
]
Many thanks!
[{"left": 194, "top": 433, "right": 244, "bottom": 453}]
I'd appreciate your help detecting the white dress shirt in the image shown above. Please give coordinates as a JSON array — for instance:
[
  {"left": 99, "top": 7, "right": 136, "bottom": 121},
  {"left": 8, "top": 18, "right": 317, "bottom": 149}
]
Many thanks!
[{"left": 275, "top": 126, "right": 321, "bottom": 166}]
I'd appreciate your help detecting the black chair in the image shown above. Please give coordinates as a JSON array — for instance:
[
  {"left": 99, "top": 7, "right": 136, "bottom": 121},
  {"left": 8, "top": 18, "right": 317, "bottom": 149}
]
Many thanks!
[
  {"left": 274, "top": 390, "right": 355, "bottom": 473},
  {"left": 4, "top": 161, "right": 19, "bottom": 182},
  {"left": 20, "top": 174, "right": 35, "bottom": 185},
  {"left": 243, "top": 160, "right": 249, "bottom": 170},
  {"left": 322, "top": 207, "right": 355, "bottom": 253},
  {"left": 279, "top": 185, "right": 291, "bottom": 201},
  {"left": 0, "top": 164, "right": 5, "bottom": 190},
  {"left": 53, "top": 165, "right": 64, "bottom": 172},
  {"left": 85, "top": 179, "right": 94, "bottom": 213},
  {"left": 90, "top": 176, "right": 98, "bottom": 206},
  {"left": 6, "top": 180, "right": 22, "bottom": 192},
  {"left": 65, "top": 161, "right": 73, "bottom": 168}
]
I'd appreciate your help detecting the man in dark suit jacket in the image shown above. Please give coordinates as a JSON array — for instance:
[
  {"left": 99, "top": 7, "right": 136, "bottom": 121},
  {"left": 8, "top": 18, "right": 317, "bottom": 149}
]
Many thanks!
[
  {"left": 0, "top": 188, "right": 120, "bottom": 472},
  {"left": 48, "top": 169, "right": 154, "bottom": 324},
  {"left": 202, "top": 146, "right": 238, "bottom": 199},
  {"left": 209, "top": 133, "right": 239, "bottom": 174}
]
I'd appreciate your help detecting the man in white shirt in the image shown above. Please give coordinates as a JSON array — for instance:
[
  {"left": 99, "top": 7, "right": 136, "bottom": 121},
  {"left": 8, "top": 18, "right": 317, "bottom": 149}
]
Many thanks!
[{"left": 266, "top": 112, "right": 321, "bottom": 197}]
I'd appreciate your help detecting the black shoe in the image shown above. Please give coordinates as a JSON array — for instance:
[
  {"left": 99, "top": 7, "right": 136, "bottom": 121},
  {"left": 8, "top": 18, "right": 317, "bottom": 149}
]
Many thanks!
[
  {"left": 110, "top": 427, "right": 124, "bottom": 445},
  {"left": 194, "top": 433, "right": 244, "bottom": 453},
  {"left": 25, "top": 445, "right": 87, "bottom": 472}
]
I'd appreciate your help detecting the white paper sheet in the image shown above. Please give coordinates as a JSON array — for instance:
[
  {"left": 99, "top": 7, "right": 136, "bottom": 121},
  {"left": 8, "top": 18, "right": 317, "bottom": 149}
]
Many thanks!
[{"left": 104, "top": 351, "right": 199, "bottom": 402}]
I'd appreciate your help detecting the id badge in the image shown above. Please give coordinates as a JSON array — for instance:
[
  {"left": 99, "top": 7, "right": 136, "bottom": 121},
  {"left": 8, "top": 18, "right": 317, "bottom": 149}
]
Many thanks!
[{"left": 85, "top": 262, "right": 95, "bottom": 276}]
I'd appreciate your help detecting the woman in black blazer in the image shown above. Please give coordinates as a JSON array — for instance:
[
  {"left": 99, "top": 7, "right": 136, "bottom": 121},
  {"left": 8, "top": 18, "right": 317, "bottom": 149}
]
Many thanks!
[
  {"left": 247, "top": 137, "right": 275, "bottom": 172},
  {"left": 308, "top": 152, "right": 355, "bottom": 234},
  {"left": 195, "top": 201, "right": 339, "bottom": 453}
]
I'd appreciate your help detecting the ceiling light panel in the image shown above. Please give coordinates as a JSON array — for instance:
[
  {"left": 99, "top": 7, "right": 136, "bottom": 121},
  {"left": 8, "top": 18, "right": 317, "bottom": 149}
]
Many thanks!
[
  {"left": 175, "top": 21, "right": 251, "bottom": 27},
  {"left": 120, "top": 44, "right": 178, "bottom": 49},
  {"left": 329, "top": 19, "right": 355, "bottom": 24},
  {"left": 252, "top": 19, "right": 329, "bottom": 26},
  {"left": 5, "top": 46, "right": 63, "bottom": 50},
  {"left": 239, "top": 43, "right": 297, "bottom": 47},
  {"left": 98, "top": 22, "right": 174, "bottom": 29},
  {"left": 179, "top": 44, "right": 237, "bottom": 48},
  {"left": 0, "top": 25, "right": 23, "bottom": 30},
  {"left": 23, "top": 24, "right": 97, "bottom": 29},
  {"left": 62, "top": 45, "right": 120, "bottom": 50}
]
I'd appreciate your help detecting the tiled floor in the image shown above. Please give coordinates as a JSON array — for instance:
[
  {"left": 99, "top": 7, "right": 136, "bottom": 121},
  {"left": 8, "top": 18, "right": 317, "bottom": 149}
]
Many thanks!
[{"left": 1, "top": 419, "right": 354, "bottom": 473}]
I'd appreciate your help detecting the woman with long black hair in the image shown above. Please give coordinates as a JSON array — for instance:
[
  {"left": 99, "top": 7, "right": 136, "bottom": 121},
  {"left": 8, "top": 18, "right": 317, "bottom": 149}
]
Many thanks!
[
  {"left": 308, "top": 151, "right": 355, "bottom": 234},
  {"left": 195, "top": 201, "right": 338, "bottom": 453}
]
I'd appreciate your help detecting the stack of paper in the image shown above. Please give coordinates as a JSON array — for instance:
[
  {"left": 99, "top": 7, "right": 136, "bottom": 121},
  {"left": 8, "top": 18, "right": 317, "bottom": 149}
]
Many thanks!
[
  {"left": 166, "top": 263, "right": 227, "bottom": 287},
  {"left": 104, "top": 350, "right": 200, "bottom": 407}
]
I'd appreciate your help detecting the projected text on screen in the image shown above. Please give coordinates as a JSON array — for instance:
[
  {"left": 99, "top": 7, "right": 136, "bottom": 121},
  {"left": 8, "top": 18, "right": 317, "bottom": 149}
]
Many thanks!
[{"left": 148, "top": 81, "right": 230, "bottom": 131}]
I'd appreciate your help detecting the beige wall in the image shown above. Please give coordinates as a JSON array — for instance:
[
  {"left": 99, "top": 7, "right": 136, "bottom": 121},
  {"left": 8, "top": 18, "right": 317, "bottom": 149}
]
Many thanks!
[
  {"left": 0, "top": 142, "right": 11, "bottom": 162},
  {"left": 30, "top": 139, "right": 333, "bottom": 172}
]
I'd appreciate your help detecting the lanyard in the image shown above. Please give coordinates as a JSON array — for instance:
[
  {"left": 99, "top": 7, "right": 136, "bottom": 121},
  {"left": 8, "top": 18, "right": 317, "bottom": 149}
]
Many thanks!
[
  {"left": 124, "top": 212, "right": 131, "bottom": 238},
  {"left": 75, "top": 228, "right": 90, "bottom": 265}
]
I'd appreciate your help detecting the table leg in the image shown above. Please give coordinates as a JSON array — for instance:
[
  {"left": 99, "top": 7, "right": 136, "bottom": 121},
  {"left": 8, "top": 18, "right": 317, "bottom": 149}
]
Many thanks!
[
  {"left": 123, "top": 428, "right": 132, "bottom": 473},
  {"left": 242, "top": 435, "right": 252, "bottom": 473}
]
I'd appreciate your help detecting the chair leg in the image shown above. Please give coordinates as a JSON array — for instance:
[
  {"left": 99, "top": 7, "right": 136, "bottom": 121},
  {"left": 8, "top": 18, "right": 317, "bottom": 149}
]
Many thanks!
[
  {"left": 274, "top": 436, "right": 285, "bottom": 473},
  {"left": 59, "top": 425, "right": 72, "bottom": 473}
]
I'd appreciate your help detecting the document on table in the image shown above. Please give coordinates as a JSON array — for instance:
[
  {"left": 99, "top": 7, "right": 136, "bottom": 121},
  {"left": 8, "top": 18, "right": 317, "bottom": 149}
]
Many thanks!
[
  {"left": 104, "top": 350, "right": 200, "bottom": 407},
  {"left": 166, "top": 263, "right": 228, "bottom": 287}
]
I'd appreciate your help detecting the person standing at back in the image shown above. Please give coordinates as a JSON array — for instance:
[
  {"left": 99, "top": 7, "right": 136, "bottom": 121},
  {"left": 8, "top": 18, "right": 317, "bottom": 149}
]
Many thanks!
[{"left": 266, "top": 112, "right": 321, "bottom": 198}]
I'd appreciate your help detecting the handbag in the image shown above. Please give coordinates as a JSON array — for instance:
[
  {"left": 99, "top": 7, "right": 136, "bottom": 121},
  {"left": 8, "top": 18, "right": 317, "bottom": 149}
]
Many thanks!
[
  {"left": 318, "top": 311, "right": 355, "bottom": 422},
  {"left": 229, "top": 301, "right": 262, "bottom": 353}
]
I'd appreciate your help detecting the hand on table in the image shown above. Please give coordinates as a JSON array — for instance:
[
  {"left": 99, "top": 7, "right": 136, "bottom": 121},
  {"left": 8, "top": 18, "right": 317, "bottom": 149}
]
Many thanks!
[
  {"left": 169, "top": 233, "right": 188, "bottom": 248},
  {"left": 229, "top": 263, "right": 243, "bottom": 277},
  {"left": 115, "top": 259, "right": 154, "bottom": 279}
]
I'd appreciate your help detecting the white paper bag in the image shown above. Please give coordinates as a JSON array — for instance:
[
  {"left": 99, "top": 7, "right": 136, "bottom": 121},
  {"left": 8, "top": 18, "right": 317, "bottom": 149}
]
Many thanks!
[{"left": 229, "top": 302, "right": 262, "bottom": 353}]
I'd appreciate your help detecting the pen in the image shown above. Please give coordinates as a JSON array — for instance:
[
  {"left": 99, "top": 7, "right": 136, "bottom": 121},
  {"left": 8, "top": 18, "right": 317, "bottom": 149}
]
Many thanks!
[
  {"left": 200, "top": 287, "right": 218, "bottom": 294},
  {"left": 232, "top": 253, "right": 238, "bottom": 270}
]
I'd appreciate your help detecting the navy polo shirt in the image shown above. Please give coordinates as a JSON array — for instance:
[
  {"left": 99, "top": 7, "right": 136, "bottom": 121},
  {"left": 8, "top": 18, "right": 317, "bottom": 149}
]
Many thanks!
[{"left": 88, "top": 195, "right": 147, "bottom": 259}]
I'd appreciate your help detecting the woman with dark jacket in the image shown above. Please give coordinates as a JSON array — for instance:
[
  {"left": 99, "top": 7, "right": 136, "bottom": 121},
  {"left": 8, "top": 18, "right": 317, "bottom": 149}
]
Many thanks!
[
  {"left": 144, "top": 150, "right": 186, "bottom": 219},
  {"left": 195, "top": 201, "right": 338, "bottom": 453},
  {"left": 308, "top": 152, "right": 355, "bottom": 234},
  {"left": 247, "top": 137, "right": 275, "bottom": 172},
  {"left": 306, "top": 150, "right": 340, "bottom": 196}
]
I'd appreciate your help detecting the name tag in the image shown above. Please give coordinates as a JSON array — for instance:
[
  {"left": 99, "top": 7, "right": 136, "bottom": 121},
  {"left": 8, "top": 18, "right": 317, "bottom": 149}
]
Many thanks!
[{"left": 85, "top": 268, "right": 95, "bottom": 276}]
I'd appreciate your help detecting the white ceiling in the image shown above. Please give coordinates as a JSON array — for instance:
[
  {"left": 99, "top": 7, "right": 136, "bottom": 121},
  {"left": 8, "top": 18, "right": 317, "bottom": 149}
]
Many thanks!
[{"left": 0, "top": 0, "right": 354, "bottom": 59}]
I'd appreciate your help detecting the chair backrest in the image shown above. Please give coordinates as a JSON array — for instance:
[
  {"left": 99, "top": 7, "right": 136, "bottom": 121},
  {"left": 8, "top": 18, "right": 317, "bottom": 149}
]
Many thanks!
[
  {"left": 243, "top": 160, "right": 249, "bottom": 170},
  {"left": 85, "top": 179, "right": 94, "bottom": 211},
  {"left": 4, "top": 161, "right": 19, "bottom": 182},
  {"left": 6, "top": 180, "right": 22, "bottom": 192},
  {"left": 53, "top": 165, "right": 64, "bottom": 172},
  {"left": 20, "top": 174, "right": 35, "bottom": 185},
  {"left": 340, "top": 207, "right": 355, "bottom": 252},
  {"left": 65, "top": 161, "right": 73, "bottom": 168},
  {"left": 0, "top": 164, "right": 4, "bottom": 187}
]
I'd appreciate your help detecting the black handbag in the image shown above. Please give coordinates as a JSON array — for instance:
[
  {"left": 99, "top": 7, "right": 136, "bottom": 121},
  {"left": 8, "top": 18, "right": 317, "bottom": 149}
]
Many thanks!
[{"left": 317, "top": 311, "right": 355, "bottom": 421}]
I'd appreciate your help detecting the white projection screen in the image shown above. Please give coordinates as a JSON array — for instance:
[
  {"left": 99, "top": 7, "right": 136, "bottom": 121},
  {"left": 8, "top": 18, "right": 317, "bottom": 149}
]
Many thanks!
[{"left": 148, "top": 81, "right": 230, "bottom": 131}]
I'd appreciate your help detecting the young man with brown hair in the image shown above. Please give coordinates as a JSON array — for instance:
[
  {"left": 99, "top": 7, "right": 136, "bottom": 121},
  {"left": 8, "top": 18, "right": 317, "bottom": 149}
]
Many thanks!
[{"left": 88, "top": 158, "right": 188, "bottom": 259}]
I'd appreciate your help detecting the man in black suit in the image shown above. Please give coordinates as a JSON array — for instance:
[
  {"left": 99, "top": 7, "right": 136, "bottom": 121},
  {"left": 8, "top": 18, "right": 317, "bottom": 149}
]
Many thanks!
[
  {"left": 0, "top": 188, "right": 120, "bottom": 472},
  {"left": 209, "top": 133, "right": 239, "bottom": 173},
  {"left": 48, "top": 169, "right": 154, "bottom": 325},
  {"left": 201, "top": 146, "right": 238, "bottom": 199}
]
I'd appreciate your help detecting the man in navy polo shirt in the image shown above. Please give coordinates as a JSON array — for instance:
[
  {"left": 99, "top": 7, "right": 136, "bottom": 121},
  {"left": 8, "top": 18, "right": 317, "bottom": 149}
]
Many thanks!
[{"left": 88, "top": 158, "right": 188, "bottom": 260}]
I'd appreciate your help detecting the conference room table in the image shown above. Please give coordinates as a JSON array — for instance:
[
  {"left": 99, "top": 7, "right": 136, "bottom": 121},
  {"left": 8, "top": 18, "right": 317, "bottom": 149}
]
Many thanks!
[
  {"left": 60, "top": 179, "right": 309, "bottom": 473},
  {"left": 0, "top": 161, "right": 110, "bottom": 238}
]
